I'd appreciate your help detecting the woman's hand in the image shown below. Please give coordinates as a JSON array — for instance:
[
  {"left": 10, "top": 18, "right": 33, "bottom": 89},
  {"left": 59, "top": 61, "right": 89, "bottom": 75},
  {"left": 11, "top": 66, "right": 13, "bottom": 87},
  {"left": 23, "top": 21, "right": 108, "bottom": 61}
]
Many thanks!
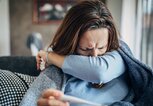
[
  {"left": 37, "top": 89, "right": 69, "bottom": 106},
  {"left": 36, "top": 50, "right": 65, "bottom": 70},
  {"left": 36, "top": 50, "right": 48, "bottom": 70}
]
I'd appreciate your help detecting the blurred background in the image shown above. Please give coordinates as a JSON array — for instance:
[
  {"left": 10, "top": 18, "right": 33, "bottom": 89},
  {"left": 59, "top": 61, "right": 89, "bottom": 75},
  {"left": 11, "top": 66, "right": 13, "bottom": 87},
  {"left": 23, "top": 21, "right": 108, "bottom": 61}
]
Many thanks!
[{"left": 0, "top": 0, "right": 153, "bottom": 68}]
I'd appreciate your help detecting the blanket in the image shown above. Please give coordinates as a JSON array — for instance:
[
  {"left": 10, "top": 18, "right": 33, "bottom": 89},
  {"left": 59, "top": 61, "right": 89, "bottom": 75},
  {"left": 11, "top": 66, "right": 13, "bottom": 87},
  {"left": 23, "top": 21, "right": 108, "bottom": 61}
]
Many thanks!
[{"left": 110, "top": 41, "right": 153, "bottom": 106}]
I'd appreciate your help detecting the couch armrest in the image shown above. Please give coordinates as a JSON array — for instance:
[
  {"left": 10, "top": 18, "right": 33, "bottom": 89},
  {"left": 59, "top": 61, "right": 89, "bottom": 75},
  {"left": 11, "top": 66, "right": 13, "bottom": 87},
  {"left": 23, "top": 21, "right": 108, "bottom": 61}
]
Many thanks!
[{"left": 0, "top": 56, "right": 40, "bottom": 76}]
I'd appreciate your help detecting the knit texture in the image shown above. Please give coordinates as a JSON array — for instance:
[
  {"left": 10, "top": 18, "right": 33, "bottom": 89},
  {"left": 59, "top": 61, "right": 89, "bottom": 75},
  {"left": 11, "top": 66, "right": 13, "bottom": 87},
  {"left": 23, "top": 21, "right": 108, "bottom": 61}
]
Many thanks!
[
  {"left": 110, "top": 40, "right": 153, "bottom": 106},
  {"left": 19, "top": 66, "right": 67, "bottom": 106}
]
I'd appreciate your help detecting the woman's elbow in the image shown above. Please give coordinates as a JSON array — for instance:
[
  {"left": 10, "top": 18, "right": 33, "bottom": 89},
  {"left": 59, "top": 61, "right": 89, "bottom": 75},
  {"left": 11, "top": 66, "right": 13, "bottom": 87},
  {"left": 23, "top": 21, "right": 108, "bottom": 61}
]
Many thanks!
[
  {"left": 91, "top": 68, "right": 107, "bottom": 83},
  {"left": 91, "top": 65, "right": 116, "bottom": 83}
]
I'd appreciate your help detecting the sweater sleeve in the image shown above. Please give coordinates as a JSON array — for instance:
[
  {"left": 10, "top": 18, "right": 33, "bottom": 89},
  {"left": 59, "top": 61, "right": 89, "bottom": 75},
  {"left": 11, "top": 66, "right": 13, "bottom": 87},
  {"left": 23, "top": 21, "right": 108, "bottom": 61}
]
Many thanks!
[{"left": 62, "top": 51, "right": 126, "bottom": 83}]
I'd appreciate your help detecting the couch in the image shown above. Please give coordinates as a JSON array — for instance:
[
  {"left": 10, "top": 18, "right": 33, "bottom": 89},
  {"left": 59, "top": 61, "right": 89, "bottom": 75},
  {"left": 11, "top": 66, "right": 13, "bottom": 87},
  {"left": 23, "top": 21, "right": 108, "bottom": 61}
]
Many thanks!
[{"left": 0, "top": 56, "right": 40, "bottom": 106}]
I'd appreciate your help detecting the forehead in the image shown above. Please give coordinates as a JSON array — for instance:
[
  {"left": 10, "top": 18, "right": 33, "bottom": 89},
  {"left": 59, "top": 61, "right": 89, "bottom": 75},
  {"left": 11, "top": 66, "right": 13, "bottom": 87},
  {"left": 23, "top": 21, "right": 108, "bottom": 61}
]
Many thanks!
[{"left": 79, "top": 28, "right": 109, "bottom": 46}]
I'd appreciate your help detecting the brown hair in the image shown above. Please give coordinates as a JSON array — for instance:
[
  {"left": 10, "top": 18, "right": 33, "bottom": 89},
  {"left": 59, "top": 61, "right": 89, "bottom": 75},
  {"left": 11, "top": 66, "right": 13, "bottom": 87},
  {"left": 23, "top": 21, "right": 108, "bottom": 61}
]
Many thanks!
[{"left": 49, "top": 0, "right": 119, "bottom": 55}]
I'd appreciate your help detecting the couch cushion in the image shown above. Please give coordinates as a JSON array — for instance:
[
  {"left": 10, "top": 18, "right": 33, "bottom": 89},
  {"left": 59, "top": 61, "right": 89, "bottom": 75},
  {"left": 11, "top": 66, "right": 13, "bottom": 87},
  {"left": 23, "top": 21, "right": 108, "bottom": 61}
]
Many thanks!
[
  {"left": 0, "top": 69, "right": 36, "bottom": 106},
  {"left": 0, "top": 56, "right": 40, "bottom": 76}
]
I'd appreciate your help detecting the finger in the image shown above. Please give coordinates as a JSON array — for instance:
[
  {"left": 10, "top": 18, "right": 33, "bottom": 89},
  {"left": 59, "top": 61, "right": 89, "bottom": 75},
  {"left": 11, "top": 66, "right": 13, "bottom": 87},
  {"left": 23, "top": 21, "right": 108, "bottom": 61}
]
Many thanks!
[
  {"left": 36, "top": 58, "right": 41, "bottom": 68},
  {"left": 36, "top": 58, "right": 41, "bottom": 70},
  {"left": 48, "top": 99, "right": 69, "bottom": 106},
  {"left": 37, "top": 98, "right": 49, "bottom": 106},
  {"left": 65, "top": 102, "right": 70, "bottom": 106},
  {"left": 37, "top": 63, "right": 40, "bottom": 70},
  {"left": 36, "top": 59, "right": 39, "bottom": 70},
  {"left": 37, "top": 98, "right": 69, "bottom": 106},
  {"left": 42, "top": 89, "right": 63, "bottom": 99},
  {"left": 36, "top": 56, "right": 41, "bottom": 62},
  {"left": 48, "top": 96, "right": 55, "bottom": 99},
  {"left": 37, "top": 97, "right": 69, "bottom": 106},
  {"left": 36, "top": 53, "right": 41, "bottom": 60}
]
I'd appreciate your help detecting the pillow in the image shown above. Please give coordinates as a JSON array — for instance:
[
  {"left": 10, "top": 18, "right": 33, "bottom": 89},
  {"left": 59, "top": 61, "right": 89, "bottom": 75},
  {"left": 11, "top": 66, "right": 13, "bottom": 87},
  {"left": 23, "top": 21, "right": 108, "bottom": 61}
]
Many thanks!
[{"left": 0, "top": 69, "right": 36, "bottom": 106}]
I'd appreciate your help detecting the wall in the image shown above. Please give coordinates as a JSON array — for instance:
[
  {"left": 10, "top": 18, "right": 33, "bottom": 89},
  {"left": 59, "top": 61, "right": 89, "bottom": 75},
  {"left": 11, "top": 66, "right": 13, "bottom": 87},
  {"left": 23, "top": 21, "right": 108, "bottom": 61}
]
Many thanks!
[
  {"left": 121, "top": 0, "right": 136, "bottom": 55},
  {"left": 9, "top": 0, "right": 125, "bottom": 56},
  {"left": 10, "top": 0, "right": 59, "bottom": 56},
  {"left": 107, "top": 0, "right": 122, "bottom": 32},
  {"left": 107, "top": 0, "right": 138, "bottom": 58},
  {"left": 0, "top": 0, "right": 10, "bottom": 56}
]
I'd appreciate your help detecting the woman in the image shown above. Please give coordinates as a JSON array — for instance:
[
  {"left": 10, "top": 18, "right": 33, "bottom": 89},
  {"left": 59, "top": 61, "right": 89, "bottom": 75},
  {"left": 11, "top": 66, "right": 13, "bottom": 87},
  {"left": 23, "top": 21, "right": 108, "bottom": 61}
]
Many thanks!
[{"left": 20, "top": 0, "right": 153, "bottom": 106}]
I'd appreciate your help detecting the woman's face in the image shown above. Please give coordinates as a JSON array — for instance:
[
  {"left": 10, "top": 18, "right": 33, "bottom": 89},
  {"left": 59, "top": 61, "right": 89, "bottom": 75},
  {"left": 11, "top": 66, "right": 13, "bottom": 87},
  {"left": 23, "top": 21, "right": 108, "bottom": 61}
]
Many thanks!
[{"left": 77, "top": 28, "right": 109, "bottom": 56}]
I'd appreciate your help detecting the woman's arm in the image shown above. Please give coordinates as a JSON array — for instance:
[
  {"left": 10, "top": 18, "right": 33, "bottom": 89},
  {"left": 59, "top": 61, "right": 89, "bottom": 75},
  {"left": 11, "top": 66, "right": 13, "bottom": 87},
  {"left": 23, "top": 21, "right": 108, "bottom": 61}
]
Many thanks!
[
  {"left": 36, "top": 50, "right": 65, "bottom": 70},
  {"left": 62, "top": 51, "right": 125, "bottom": 83},
  {"left": 37, "top": 50, "right": 125, "bottom": 83}
]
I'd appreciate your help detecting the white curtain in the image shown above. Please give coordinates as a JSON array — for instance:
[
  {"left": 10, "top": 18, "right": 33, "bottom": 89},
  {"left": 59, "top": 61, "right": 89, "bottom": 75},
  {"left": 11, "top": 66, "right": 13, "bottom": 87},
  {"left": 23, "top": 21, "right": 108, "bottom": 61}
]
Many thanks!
[{"left": 141, "top": 0, "right": 153, "bottom": 69}]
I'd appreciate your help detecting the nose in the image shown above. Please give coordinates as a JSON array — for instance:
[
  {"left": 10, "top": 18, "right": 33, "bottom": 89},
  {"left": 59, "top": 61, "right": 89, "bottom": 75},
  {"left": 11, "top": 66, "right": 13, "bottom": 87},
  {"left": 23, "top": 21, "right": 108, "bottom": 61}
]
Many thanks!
[{"left": 91, "top": 49, "right": 98, "bottom": 57}]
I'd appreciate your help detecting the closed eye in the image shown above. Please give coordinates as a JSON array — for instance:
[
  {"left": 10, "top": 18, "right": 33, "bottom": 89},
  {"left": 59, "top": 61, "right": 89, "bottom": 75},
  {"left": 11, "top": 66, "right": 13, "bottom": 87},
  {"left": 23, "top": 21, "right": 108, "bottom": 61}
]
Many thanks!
[
  {"left": 98, "top": 47, "right": 105, "bottom": 49},
  {"left": 78, "top": 44, "right": 107, "bottom": 51},
  {"left": 98, "top": 44, "right": 107, "bottom": 50},
  {"left": 79, "top": 47, "right": 92, "bottom": 51}
]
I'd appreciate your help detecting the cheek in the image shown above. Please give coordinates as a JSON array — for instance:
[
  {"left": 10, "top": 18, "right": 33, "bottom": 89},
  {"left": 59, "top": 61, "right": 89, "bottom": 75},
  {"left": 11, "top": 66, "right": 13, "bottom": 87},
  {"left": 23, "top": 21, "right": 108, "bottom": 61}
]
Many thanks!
[
  {"left": 76, "top": 48, "right": 80, "bottom": 54},
  {"left": 104, "top": 47, "right": 108, "bottom": 53},
  {"left": 98, "top": 48, "right": 108, "bottom": 55},
  {"left": 76, "top": 48, "right": 83, "bottom": 55},
  {"left": 77, "top": 51, "right": 87, "bottom": 56}
]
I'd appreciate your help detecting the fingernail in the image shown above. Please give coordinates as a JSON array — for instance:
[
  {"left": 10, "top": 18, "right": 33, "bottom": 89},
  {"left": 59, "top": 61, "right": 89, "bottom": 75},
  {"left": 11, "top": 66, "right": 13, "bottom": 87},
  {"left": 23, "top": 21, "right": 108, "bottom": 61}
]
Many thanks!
[{"left": 49, "top": 96, "right": 55, "bottom": 99}]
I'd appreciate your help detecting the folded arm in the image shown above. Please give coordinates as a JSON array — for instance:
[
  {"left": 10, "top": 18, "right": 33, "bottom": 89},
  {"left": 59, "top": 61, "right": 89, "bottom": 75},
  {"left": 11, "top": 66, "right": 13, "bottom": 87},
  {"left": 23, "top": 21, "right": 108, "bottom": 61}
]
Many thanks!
[
  {"left": 37, "top": 50, "right": 125, "bottom": 83},
  {"left": 62, "top": 51, "right": 126, "bottom": 83}
]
